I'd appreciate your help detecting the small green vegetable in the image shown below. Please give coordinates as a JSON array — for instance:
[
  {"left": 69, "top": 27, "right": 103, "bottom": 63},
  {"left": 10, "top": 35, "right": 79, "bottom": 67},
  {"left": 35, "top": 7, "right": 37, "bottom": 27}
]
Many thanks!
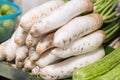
[
  {"left": 0, "top": 26, "right": 5, "bottom": 38},
  {"left": 6, "top": 10, "right": 14, "bottom": 15},
  {"left": 73, "top": 48, "right": 120, "bottom": 80},
  {"left": 3, "top": 19, "right": 15, "bottom": 29},
  {"left": 1, "top": 4, "right": 11, "bottom": 14}
]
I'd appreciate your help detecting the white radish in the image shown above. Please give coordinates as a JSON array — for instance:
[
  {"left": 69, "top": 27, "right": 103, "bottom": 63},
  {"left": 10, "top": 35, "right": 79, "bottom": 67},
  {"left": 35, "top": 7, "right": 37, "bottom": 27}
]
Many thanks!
[
  {"left": 24, "top": 57, "right": 36, "bottom": 71},
  {"left": 15, "top": 46, "right": 28, "bottom": 68},
  {"left": 36, "top": 49, "right": 60, "bottom": 68},
  {"left": 52, "top": 30, "right": 105, "bottom": 58},
  {"left": 53, "top": 13, "right": 103, "bottom": 48},
  {"left": 4, "top": 29, "right": 20, "bottom": 61},
  {"left": 30, "top": 0, "right": 93, "bottom": 37},
  {"left": 32, "top": 66, "right": 41, "bottom": 75},
  {"left": 20, "top": 0, "right": 65, "bottom": 32},
  {"left": 0, "top": 40, "right": 9, "bottom": 60},
  {"left": 29, "top": 47, "right": 41, "bottom": 61},
  {"left": 14, "top": 26, "right": 27, "bottom": 46},
  {"left": 113, "top": 40, "right": 120, "bottom": 48},
  {"left": 109, "top": 36, "right": 120, "bottom": 48},
  {"left": 36, "top": 33, "right": 54, "bottom": 54},
  {"left": 39, "top": 47, "right": 105, "bottom": 80},
  {"left": 25, "top": 34, "right": 41, "bottom": 47}
]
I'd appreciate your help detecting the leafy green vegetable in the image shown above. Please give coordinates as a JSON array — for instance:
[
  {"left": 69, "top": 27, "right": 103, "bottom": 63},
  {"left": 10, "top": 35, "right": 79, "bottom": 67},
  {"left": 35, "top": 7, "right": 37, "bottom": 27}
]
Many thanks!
[
  {"left": 93, "top": 0, "right": 119, "bottom": 23},
  {"left": 63, "top": 0, "right": 70, "bottom": 2},
  {"left": 104, "top": 46, "right": 115, "bottom": 55}
]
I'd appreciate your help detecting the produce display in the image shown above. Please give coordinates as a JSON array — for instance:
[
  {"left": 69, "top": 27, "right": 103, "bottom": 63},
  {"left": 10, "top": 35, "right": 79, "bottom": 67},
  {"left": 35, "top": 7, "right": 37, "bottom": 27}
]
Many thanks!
[
  {"left": 0, "top": 0, "right": 120, "bottom": 80},
  {"left": 0, "top": 3, "right": 18, "bottom": 42}
]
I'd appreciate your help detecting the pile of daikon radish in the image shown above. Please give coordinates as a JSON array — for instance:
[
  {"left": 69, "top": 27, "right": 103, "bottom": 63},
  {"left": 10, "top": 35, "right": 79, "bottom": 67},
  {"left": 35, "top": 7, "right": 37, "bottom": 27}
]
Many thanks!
[{"left": 0, "top": 0, "right": 113, "bottom": 79}]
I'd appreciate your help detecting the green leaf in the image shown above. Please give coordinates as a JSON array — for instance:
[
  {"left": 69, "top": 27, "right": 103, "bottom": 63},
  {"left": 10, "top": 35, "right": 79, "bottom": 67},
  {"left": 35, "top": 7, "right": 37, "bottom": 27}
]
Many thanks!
[
  {"left": 104, "top": 46, "right": 115, "bottom": 55},
  {"left": 63, "top": 0, "right": 70, "bottom": 2}
]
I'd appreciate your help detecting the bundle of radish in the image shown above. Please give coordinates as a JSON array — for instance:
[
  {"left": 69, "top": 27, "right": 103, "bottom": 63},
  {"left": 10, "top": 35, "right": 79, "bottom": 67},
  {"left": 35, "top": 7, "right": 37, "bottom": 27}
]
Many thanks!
[
  {"left": 0, "top": 0, "right": 119, "bottom": 80},
  {"left": 30, "top": 0, "right": 93, "bottom": 37},
  {"left": 20, "top": 0, "right": 66, "bottom": 32}
]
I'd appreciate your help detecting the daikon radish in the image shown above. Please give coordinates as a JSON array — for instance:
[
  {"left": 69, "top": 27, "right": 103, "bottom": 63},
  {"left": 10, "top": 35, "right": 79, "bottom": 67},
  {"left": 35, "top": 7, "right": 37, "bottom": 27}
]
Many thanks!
[
  {"left": 39, "top": 47, "right": 105, "bottom": 80},
  {"left": 36, "top": 33, "right": 54, "bottom": 54},
  {"left": 0, "top": 40, "right": 9, "bottom": 60},
  {"left": 32, "top": 66, "right": 41, "bottom": 75},
  {"left": 109, "top": 37, "right": 120, "bottom": 48},
  {"left": 25, "top": 34, "right": 41, "bottom": 47},
  {"left": 15, "top": 46, "right": 28, "bottom": 68},
  {"left": 30, "top": 0, "right": 93, "bottom": 37},
  {"left": 29, "top": 47, "right": 41, "bottom": 61},
  {"left": 14, "top": 26, "right": 27, "bottom": 46},
  {"left": 20, "top": 0, "right": 65, "bottom": 32},
  {"left": 36, "top": 49, "right": 60, "bottom": 67},
  {"left": 53, "top": 13, "right": 103, "bottom": 48},
  {"left": 24, "top": 57, "right": 36, "bottom": 71},
  {"left": 4, "top": 29, "right": 20, "bottom": 61},
  {"left": 52, "top": 30, "right": 105, "bottom": 58}
]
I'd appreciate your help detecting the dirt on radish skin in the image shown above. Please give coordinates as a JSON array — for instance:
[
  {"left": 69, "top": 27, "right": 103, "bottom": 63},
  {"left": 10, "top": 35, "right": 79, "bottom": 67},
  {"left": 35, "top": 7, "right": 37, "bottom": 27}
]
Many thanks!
[
  {"left": 28, "top": 47, "right": 41, "bottom": 61},
  {"left": 4, "top": 29, "right": 20, "bottom": 61},
  {"left": 14, "top": 26, "right": 27, "bottom": 46},
  {"left": 25, "top": 34, "right": 42, "bottom": 47},
  {"left": 36, "top": 33, "right": 54, "bottom": 54},
  {"left": 52, "top": 30, "right": 105, "bottom": 58},
  {"left": 53, "top": 13, "right": 103, "bottom": 48},
  {"left": 39, "top": 47, "right": 105, "bottom": 80},
  {"left": 24, "top": 57, "right": 36, "bottom": 71},
  {"left": 15, "top": 46, "right": 28, "bottom": 68}
]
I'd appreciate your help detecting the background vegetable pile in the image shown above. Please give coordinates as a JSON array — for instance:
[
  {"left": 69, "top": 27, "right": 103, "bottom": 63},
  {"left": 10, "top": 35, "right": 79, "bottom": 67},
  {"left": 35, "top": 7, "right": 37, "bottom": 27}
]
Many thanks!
[
  {"left": 0, "top": 0, "right": 120, "bottom": 80},
  {"left": 0, "top": 4, "right": 15, "bottom": 42}
]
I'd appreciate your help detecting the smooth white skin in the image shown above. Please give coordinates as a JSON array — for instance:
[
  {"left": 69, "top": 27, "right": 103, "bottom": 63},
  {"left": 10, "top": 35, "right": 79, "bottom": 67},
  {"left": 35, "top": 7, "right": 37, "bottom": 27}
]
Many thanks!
[
  {"left": 29, "top": 47, "right": 41, "bottom": 61},
  {"left": 52, "top": 30, "right": 105, "bottom": 58},
  {"left": 0, "top": 40, "right": 9, "bottom": 60},
  {"left": 30, "top": 0, "right": 93, "bottom": 37},
  {"left": 36, "top": 49, "right": 60, "bottom": 68},
  {"left": 14, "top": 26, "right": 27, "bottom": 46},
  {"left": 53, "top": 13, "right": 103, "bottom": 48},
  {"left": 20, "top": 0, "right": 65, "bottom": 32},
  {"left": 39, "top": 47, "right": 105, "bottom": 80},
  {"left": 36, "top": 33, "right": 54, "bottom": 54},
  {"left": 4, "top": 29, "right": 20, "bottom": 61},
  {"left": 15, "top": 46, "right": 28, "bottom": 68}
]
